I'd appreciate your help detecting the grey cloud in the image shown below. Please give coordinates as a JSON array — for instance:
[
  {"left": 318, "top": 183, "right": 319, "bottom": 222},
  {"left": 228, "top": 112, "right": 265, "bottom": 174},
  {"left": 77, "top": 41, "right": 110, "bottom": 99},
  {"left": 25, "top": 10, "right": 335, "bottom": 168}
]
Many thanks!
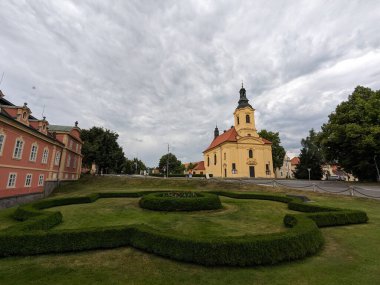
[{"left": 1, "top": 0, "right": 380, "bottom": 166}]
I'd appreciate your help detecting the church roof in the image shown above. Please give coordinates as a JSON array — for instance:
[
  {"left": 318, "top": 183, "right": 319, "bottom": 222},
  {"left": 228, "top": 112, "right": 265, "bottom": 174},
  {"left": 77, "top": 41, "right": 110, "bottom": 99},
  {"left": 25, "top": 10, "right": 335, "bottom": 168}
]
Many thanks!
[
  {"left": 204, "top": 127, "right": 238, "bottom": 152},
  {"left": 204, "top": 127, "right": 272, "bottom": 153}
]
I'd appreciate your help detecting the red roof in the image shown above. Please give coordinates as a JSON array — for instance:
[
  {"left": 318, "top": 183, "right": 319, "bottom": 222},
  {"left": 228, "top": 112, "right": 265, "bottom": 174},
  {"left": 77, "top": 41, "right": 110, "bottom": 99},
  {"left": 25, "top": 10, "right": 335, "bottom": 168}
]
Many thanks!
[
  {"left": 290, "top": 157, "right": 300, "bottom": 165},
  {"left": 203, "top": 127, "right": 271, "bottom": 152},
  {"left": 193, "top": 161, "right": 205, "bottom": 170},
  {"left": 204, "top": 128, "right": 238, "bottom": 152}
]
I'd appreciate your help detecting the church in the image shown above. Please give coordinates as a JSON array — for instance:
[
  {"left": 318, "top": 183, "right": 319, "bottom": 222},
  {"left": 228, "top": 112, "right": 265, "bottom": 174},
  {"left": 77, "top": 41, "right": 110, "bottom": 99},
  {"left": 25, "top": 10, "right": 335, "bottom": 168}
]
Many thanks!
[{"left": 203, "top": 84, "right": 274, "bottom": 178}]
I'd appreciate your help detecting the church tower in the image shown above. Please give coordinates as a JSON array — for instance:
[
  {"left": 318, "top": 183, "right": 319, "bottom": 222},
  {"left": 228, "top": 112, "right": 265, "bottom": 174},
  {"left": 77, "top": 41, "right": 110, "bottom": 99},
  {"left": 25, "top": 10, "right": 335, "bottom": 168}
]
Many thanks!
[{"left": 233, "top": 83, "right": 258, "bottom": 138}]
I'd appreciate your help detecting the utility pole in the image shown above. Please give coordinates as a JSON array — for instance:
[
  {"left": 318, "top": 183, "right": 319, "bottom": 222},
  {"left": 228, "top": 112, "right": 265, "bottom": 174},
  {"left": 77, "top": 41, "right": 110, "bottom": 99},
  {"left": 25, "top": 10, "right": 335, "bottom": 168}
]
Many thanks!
[
  {"left": 0, "top": 72, "right": 4, "bottom": 86},
  {"left": 167, "top": 143, "right": 169, "bottom": 178}
]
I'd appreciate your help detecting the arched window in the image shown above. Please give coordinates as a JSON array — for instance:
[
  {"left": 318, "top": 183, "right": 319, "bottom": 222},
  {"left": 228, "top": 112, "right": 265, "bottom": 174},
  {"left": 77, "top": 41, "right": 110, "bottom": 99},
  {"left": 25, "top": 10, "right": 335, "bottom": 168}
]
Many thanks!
[
  {"left": 249, "top": 149, "right": 253, "bottom": 158},
  {"left": 207, "top": 156, "right": 210, "bottom": 167},
  {"left": 214, "top": 153, "right": 217, "bottom": 165},
  {"left": 246, "top": 114, "right": 250, "bottom": 123},
  {"left": 237, "top": 116, "right": 240, "bottom": 125}
]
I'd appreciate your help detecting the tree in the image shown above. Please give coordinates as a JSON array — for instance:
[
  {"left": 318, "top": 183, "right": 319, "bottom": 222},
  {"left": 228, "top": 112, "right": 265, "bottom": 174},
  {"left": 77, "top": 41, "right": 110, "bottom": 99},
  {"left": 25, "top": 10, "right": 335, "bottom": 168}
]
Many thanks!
[
  {"left": 258, "top": 130, "right": 286, "bottom": 170},
  {"left": 319, "top": 86, "right": 380, "bottom": 181},
  {"left": 122, "top": 158, "right": 147, "bottom": 174},
  {"left": 158, "top": 153, "right": 185, "bottom": 174},
  {"left": 295, "top": 129, "right": 323, "bottom": 180},
  {"left": 81, "top": 127, "right": 126, "bottom": 174}
]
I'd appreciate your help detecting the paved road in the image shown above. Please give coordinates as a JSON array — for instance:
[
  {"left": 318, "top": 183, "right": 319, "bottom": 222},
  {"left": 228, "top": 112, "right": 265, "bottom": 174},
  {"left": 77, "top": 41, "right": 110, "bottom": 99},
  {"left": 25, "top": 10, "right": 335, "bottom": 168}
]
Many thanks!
[{"left": 222, "top": 178, "right": 380, "bottom": 199}]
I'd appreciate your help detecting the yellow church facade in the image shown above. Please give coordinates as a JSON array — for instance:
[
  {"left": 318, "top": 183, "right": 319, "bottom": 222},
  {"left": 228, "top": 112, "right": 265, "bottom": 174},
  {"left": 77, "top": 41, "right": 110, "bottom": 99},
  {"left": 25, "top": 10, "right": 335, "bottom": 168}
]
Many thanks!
[{"left": 203, "top": 84, "right": 275, "bottom": 178}]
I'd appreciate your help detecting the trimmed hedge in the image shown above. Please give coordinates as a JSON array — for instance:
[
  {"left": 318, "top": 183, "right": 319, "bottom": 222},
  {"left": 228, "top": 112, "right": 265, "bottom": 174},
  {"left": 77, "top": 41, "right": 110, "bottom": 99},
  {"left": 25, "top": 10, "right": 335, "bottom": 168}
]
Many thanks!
[
  {"left": 139, "top": 192, "right": 222, "bottom": 211},
  {"left": 0, "top": 190, "right": 369, "bottom": 266}
]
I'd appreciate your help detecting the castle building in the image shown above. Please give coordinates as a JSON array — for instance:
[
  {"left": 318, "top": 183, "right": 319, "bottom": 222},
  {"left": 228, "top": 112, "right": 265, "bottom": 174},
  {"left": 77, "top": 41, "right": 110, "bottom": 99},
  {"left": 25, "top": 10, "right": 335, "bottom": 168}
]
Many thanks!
[
  {"left": 0, "top": 90, "right": 82, "bottom": 204},
  {"left": 203, "top": 84, "right": 274, "bottom": 178}
]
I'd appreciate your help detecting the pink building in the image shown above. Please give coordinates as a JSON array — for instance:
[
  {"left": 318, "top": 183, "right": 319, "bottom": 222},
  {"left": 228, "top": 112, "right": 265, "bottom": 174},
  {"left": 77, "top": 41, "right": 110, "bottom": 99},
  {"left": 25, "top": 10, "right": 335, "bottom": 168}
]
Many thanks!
[{"left": 0, "top": 90, "right": 82, "bottom": 205}]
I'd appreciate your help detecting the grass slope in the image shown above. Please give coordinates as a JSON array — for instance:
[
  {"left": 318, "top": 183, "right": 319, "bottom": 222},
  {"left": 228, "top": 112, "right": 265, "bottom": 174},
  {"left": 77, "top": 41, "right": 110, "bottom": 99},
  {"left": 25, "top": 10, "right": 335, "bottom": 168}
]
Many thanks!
[{"left": 0, "top": 176, "right": 379, "bottom": 285}]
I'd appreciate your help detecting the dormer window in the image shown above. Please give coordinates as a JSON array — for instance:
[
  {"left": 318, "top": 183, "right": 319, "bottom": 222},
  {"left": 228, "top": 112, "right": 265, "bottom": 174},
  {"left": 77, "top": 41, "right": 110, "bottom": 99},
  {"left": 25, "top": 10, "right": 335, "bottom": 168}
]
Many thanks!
[{"left": 22, "top": 112, "right": 27, "bottom": 120}]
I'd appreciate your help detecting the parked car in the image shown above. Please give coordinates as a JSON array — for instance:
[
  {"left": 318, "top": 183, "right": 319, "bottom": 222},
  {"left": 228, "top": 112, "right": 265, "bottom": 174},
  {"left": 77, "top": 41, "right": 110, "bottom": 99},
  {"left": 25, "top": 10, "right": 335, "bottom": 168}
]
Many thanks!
[{"left": 327, "top": 175, "right": 340, "bottom": 181}]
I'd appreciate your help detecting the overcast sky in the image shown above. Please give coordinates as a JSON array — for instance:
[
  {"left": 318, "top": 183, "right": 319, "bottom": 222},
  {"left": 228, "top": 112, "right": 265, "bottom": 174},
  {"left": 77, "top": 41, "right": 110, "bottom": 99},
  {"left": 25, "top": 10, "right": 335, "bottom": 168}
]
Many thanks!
[{"left": 1, "top": 1, "right": 380, "bottom": 167}]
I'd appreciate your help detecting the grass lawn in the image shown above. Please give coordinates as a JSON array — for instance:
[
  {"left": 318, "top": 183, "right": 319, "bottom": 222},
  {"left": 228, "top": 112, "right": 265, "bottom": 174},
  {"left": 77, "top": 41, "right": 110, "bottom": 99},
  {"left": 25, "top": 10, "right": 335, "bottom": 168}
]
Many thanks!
[{"left": 0, "top": 176, "right": 379, "bottom": 285}]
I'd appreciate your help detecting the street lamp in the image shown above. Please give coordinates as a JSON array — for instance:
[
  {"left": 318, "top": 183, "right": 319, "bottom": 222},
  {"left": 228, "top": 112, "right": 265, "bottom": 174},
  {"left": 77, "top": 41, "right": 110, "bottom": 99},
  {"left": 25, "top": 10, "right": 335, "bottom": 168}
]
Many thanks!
[
  {"left": 307, "top": 168, "right": 311, "bottom": 181},
  {"left": 374, "top": 155, "right": 380, "bottom": 182}
]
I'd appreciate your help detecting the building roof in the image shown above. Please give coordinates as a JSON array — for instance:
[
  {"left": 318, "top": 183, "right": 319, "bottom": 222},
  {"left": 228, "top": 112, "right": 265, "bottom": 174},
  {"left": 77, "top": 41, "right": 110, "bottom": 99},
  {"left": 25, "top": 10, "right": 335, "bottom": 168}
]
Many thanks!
[
  {"left": 290, "top": 157, "right": 300, "bottom": 165},
  {"left": 203, "top": 127, "right": 272, "bottom": 152},
  {"left": 193, "top": 161, "right": 205, "bottom": 171},
  {"left": 48, "top": 125, "right": 75, "bottom": 132},
  {"left": 204, "top": 127, "right": 238, "bottom": 152},
  {"left": 0, "top": 105, "right": 64, "bottom": 146}
]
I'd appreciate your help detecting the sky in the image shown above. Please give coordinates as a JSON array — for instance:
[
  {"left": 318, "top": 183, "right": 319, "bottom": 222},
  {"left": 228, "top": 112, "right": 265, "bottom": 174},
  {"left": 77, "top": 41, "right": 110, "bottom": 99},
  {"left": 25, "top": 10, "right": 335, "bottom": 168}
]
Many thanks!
[{"left": 1, "top": 1, "right": 380, "bottom": 167}]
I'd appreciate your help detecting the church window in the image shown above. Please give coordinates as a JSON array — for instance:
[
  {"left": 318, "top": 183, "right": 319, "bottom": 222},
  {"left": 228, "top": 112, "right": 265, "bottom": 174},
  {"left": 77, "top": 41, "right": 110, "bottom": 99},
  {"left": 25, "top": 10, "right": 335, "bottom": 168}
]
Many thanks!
[
  {"left": 266, "top": 164, "right": 271, "bottom": 175},
  {"left": 214, "top": 154, "right": 217, "bottom": 165},
  {"left": 232, "top": 163, "right": 237, "bottom": 174},
  {"left": 237, "top": 116, "right": 240, "bottom": 125},
  {"left": 224, "top": 153, "right": 226, "bottom": 160},
  {"left": 207, "top": 156, "right": 210, "bottom": 167},
  {"left": 249, "top": 149, "right": 253, "bottom": 158},
  {"left": 246, "top": 114, "right": 250, "bottom": 123}
]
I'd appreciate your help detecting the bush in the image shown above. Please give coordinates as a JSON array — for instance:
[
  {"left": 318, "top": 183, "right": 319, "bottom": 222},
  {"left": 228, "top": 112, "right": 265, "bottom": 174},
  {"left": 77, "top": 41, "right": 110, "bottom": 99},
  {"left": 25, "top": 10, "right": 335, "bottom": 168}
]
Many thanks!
[
  {"left": 0, "top": 190, "right": 368, "bottom": 266},
  {"left": 139, "top": 192, "right": 222, "bottom": 211}
]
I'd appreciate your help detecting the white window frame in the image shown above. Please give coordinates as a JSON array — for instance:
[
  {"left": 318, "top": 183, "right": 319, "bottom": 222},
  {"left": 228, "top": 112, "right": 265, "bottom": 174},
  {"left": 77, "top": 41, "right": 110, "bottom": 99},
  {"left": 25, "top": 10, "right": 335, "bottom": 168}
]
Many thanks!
[
  {"left": 41, "top": 147, "right": 49, "bottom": 164},
  {"left": 13, "top": 138, "right": 24, "bottom": 159},
  {"left": 0, "top": 131, "right": 6, "bottom": 156},
  {"left": 66, "top": 155, "right": 71, "bottom": 167},
  {"left": 7, "top": 173, "right": 17, "bottom": 188},
  {"left": 54, "top": 151, "right": 61, "bottom": 166},
  {"left": 38, "top": 174, "right": 44, "bottom": 186},
  {"left": 29, "top": 143, "right": 38, "bottom": 162},
  {"left": 25, "top": 174, "right": 32, "bottom": 187}
]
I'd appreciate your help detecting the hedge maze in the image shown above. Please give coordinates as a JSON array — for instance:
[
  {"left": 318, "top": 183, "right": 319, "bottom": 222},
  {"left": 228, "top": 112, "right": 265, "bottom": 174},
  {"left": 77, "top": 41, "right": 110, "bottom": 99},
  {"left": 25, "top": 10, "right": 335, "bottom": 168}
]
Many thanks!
[{"left": 0, "top": 191, "right": 368, "bottom": 266}]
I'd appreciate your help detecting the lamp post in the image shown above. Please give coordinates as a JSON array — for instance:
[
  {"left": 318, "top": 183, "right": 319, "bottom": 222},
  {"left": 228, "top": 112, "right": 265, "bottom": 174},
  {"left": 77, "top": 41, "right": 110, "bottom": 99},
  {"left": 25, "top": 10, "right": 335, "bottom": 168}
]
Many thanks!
[
  {"left": 167, "top": 143, "right": 169, "bottom": 178},
  {"left": 375, "top": 155, "right": 380, "bottom": 182},
  {"left": 307, "top": 168, "right": 311, "bottom": 181}
]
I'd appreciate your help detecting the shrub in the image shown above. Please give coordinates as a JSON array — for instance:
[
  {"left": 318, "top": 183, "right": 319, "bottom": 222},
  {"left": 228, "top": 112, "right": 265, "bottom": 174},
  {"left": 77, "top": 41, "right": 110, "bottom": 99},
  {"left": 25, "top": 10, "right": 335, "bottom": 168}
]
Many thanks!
[
  {"left": 0, "top": 190, "right": 368, "bottom": 266},
  {"left": 139, "top": 192, "right": 222, "bottom": 211}
]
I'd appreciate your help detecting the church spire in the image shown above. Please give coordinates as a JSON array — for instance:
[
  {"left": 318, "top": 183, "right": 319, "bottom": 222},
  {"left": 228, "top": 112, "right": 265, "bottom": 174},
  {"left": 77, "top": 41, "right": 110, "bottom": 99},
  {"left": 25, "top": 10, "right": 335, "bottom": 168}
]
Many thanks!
[
  {"left": 237, "top": 82, "right": 252, "bottom": 109},
  {"left": 214, "top": 125, "right": 219, "bottom": 139}
]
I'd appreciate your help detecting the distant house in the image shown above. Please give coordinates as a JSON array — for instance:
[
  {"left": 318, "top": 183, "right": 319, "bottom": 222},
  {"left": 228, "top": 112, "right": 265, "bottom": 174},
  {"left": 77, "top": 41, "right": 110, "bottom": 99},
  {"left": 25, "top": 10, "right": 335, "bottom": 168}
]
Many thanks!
[
  {"left": 322, "top": 164, "right": 357, "bottom": 181},
  {"left": 192, "top": 161, "right": 205, "bottom": 175},
  {"left": 275, "top": 155, "right": 293, "bottom": 179},
  {"left": 290, "top": 157, "right": 300, "bottom": 177},
  {"left": 0, "top": 90, "right": 82, "bottom": 207}
]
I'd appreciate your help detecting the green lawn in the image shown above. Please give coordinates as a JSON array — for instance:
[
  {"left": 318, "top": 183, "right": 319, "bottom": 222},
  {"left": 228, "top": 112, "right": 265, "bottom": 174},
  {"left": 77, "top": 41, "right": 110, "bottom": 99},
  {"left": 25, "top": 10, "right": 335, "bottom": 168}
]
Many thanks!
[
  {"left": 53, "top": 197, "right": 291, "bottom": 237},
  {"left": 0, "top": 176, "right": 379, "bottom": 285}
]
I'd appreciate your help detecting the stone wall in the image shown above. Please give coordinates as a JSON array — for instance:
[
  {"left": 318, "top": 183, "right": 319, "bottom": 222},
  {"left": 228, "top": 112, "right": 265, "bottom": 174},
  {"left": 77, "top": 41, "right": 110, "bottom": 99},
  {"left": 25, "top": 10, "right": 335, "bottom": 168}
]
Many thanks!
[{"left": 0, "top": 180, "right": 63, "bottom": 209}]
